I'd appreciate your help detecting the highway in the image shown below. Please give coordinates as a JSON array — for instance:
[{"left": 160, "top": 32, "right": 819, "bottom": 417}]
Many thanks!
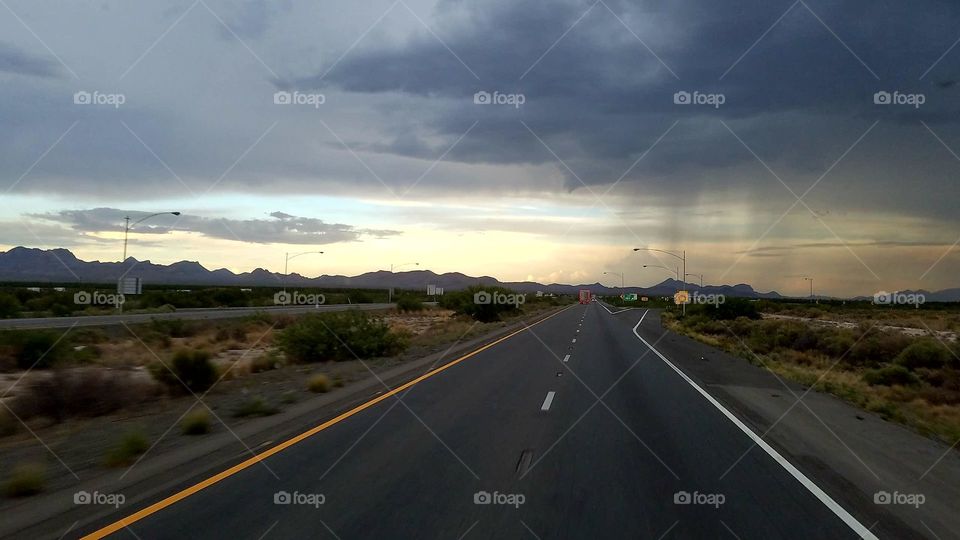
[
  {"left": 78, "top": 302, "right": 874, "bottom": 539},
  {"left": 0, "top": 304, "right": 395, "bottom": 330}
]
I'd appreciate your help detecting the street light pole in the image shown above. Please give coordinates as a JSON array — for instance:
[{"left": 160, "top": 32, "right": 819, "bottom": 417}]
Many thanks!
[
  {"left": 123, "top": 212, "right": 181, "bottom": 263},
  {"left": 389, "top": 262, "right": 419, "bottom": 303},
  {"left": 803, "top": 276, "right": 814, "bottom": 301},
  {"left": 603, "top": 271, "right": 624, "bottom": 291},
  {"left": 635, "top": 247, "right": 687, "bottom": 315},
  {"left": 120, "top": 211, "right": 180, "bottom": 313},
  {"left": 283, "top": 251, "right": 324, "bottom": 297},
  {"left": 685, "top": 273, "right": 703, "bottom": 288}
]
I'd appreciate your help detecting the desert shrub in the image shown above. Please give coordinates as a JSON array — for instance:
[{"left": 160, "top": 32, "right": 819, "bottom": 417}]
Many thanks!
[
  {"left": 3, "top": 462, "right": 45, "bottom": 496},
  {"left": 250, "top": 350, "right": 283, "bottom": 373},
  {"left": 396, "top": 296, "right": 425, "bottom": 312},
  {"left": 105, "top": 430, "right": 148, "bottom": 466},
  {"left": 0, "top": 330, "right": 68, "bottom": 370},
  {"left": 243, "top": 311, "right": 275, "bottom": 325},
  {"left": 439, "top": 286, "right": 523, "bottom": 322},
  {"left": 70, "top": 327, "right": 109, "bottom": 345},
  {"left": 277, "top": 311, "right": 407, "bottom": 363},
  {"left": 821, "top": 332, "right": 856, "bottom": 359},
  {"left": 349, "top": 291, "right": 372, "bottom": 304},
  {"left": 12, "top": 369, "right": 153, "bottom": 422},
  {"left": 230, "top": 326, "right": 248, "bottom": 342},
  {"left": 895, "top": 339, "right": 950, "bottom": 370},
  {"left": 687, "top": 298, "right": 760, "bottom": 321},
  {"left": 181, "top": 409, "right": 211, "bottom": 435},
  {"left": 848, "top": 332, "right": 912, "bottom": 367},
  {"left": 233, "top": 396, "right": 278, "bottom": 418},
  {"left": 791, "top": 327, "right": 822, "bottom": 352},
  {"left": 150, "top": 349, "right": 216, "bottom": 393},
  {"left": 0, "top": 293, "right": 21, "bottom": 319},
  {"left": 863, "top": 365, "right": 919, "bottom": 386},
  {"left": 150, "top": 318, "right": 195, "bottom": 338},
  {"left": 307, "top": 373, "right": 332, "bottom": 393},
  {"left": 727, "top": 316, "right": 755, "bottom": 337},
  {"left": 214, "top": 328, "right": 231, "bottom": 342}
]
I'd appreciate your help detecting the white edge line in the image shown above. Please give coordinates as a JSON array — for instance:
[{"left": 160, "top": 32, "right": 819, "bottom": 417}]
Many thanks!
[
  {"left": 630, "top": 309, "right": 877, "bottom": 540},
  {"left": 541, "top": 391, "right": 556, "bottom": 411}
]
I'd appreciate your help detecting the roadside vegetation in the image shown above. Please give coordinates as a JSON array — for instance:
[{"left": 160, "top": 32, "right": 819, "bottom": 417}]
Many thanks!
[
  {"left": 0, "top": 284, "right": 406, "bottom": 319},
  {"left": 0, "top": 294, "right": 568, "bottom": 498},
  {"left": 664, "top": 300, "right": 960, "bottom": 443}
]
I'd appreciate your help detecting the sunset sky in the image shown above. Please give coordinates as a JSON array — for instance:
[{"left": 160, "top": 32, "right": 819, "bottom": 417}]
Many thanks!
[{"left": 2, "top": 0, "right": 960, "bottom": 296}]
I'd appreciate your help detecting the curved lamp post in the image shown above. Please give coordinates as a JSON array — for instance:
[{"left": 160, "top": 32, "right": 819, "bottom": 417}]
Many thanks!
[
  {"left": 283, "top": 251, "right": 324, "bottom": 295},
  {"left": 389, "top": 262, "right": 419, "bottom": 303},
  {"left": 603, "top": 271, "right": 624, "bottom": 290},
  {"left": 635, "top": 247, "right": 687, "bottom": 315}
]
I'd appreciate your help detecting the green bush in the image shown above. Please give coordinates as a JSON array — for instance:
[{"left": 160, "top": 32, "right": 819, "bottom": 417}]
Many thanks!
[
  {"left": 181, "top": 409, "right": 211, "bottom": 435},
  {"left": 396, "top": 295, "right": 425, "bottom": 312},
  {"left": 3, "top": 462, "right": 45, "bottom": 496},
  {"left": 105, "top": 430, "right": 149, "bottom": 466},
  {"left": 439, "top": 286, "right": 524, "bottom": 322},
  {"left": 233, "top": 396, "right": 278, "bottom": 418},
  {"left": 686, "top": 298, "right": 760, "bottom": 321},
  {"left": 0, "top": 330, "right": 68, "bottom": 370},
  {"left": 277, "top": 311, "right": 406, "bottom": 363},
  {"left": 150, "top": 349, "right": 217, "bottom": 393},
  {"left": 863, "top": 365, "right": 919, "bottom": 386},
  {"left": 0, "top": 293, "right": 21, "bottom": 319},
  {"left": 848, "top": 332, "right": 911, "bottom": 367},
  {"left": 250, "top": 350, "right": 282, "bottom": 373},
  {"left": 894, "top": 339, "right": 950, "bottom": 370},
  {"left": 150, "top": 318, "right": 195, "bottom": 338}
]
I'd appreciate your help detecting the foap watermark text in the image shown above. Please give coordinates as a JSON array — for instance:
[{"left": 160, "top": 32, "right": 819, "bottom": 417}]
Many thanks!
[
  {"left": 274, "top": 490, "right": 325, "bottom": 508},
  {"left": 274, "top": 91, "right": 325, "bottom": 108},
  {"left": 274, "top": 291, "right": 326, "bottom": 306},
  {"left": 474, "top": 290, "right": 525, "bottom": 307},
  {"left": 474, "top": 91, "right": 525, "bottom": 108},
  {"left": 873, "top": 91, "right": 925, "bottom": 108},
  {"left": 674, "top": 90, "right": 725, "bottom": 108},
  {"left": 74, "top": 91, "right": 126, "bottom": 108},
  {"left": 474, "top": 490, "right": 525, "bottom": 508},
  {"left": 75, "top": 490, "right": 125, "bottom": 508}
]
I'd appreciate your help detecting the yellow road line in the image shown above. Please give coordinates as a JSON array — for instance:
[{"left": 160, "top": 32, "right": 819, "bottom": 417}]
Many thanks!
[{"left": 82, "top": 304, "right": 576, "bottom": 539}]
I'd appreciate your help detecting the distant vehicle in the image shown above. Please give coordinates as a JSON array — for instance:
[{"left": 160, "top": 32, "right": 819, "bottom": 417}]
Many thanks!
[{"left": 578, "top": 289, "right": 591, "bottom": 304}]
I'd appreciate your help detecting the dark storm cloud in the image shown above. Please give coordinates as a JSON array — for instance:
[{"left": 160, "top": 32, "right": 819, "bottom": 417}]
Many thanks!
[
  {"left": 283, "top": 0, "right": 960, "bottom": 214},
  {"left": 0, "top": 42, "right": 61, "bottom": 78},
  {"left": 32, "top": 208, "right": 401, "bottom": 245}
]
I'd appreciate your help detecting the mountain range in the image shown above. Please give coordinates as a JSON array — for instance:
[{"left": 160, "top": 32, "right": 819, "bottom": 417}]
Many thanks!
[{"left": 4, "top": 246, "right": 952, "bottom": 300}]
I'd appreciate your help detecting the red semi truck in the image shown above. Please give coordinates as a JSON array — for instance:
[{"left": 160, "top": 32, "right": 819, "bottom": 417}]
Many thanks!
[{"left": 578, "top": 289, "right": 592, "bottom": 304}]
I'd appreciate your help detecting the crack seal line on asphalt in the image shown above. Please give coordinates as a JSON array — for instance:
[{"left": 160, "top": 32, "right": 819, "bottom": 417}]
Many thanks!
[
  {"left": 81, "top": 304, "right": 577, "bottom": 540},
  {"left": 628, "top": 309, "right": 878, "bottom": 540}
]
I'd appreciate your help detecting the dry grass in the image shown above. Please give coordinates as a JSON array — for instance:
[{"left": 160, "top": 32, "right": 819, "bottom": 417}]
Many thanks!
[
  {"left": 307, "top": 374, "right": 332, "bottom": 393},
  {"left": 3, "top": 462, "right": 45, "bottom": 497},
  {"left": 668, "top": 317, "right": 960, "bottom": 444}
]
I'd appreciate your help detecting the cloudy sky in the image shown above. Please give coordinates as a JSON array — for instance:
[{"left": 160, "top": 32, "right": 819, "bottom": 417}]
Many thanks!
[{"left": 2, "top": 0, "right": 960, "bottom": 296}]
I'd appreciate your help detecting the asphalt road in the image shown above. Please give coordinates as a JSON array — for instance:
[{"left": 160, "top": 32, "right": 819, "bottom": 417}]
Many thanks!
[
  {"left": 0, "top": 304, "right": 395, "bottom": 330},
  {"left": 79, "top": 302, "right": 874, "bottom": 539}
]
